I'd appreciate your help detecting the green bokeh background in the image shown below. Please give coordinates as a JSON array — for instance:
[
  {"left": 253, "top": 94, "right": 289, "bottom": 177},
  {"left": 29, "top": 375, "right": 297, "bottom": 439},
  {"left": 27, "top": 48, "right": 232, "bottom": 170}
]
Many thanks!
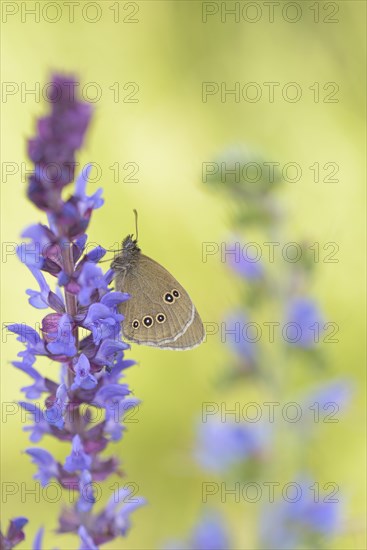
[{"left": 1, "top": 1, "right": 365, "bottom": 548}]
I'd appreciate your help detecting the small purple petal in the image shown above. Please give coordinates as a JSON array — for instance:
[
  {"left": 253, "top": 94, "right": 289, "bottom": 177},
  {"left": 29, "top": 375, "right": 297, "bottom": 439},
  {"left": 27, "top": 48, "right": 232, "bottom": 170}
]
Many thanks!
[
  {"left": 95, "top": 384, "right": 130, "bottom": 407},
  {"left": 101, "top": 292, "right": 130, "bottom": 308},
  {"left": 17, "top": 242, "right": 44, "bottom": 269},
  {"left": 13, "top": 359, "right": 47, "bottom": 399},
  {"left": 77, "top": 470, "right": 95, "bottom": 513},
  {"left": 85, "top": 246, "right": 106, "bottom": 263},
  {"left": 78, "top": 526, "right": 98, "bottom": 550},
  {"left": 8, "top": 324, "right": 41, "bottom": 346},
  {"left": 44, "top": 383, "right": 68, "bottom": 429},
  {"left": 33, "top": 526, "right": 44, "bottom": 550}
]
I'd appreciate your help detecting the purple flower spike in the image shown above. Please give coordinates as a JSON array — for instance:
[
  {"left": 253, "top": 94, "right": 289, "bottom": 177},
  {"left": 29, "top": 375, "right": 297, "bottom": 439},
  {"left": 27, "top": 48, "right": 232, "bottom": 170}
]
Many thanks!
[
  {"left": 71, "top": 354, "right": 97, "bottom": 391},
  {"left": 12, "top": 73, "right": 143, "bottom": 548},
  {"left": 27, "top": 74, "right": 92, "bottom": 210},
  {"left": 64, "top": 435, "right": 92, "bottom": 472}
]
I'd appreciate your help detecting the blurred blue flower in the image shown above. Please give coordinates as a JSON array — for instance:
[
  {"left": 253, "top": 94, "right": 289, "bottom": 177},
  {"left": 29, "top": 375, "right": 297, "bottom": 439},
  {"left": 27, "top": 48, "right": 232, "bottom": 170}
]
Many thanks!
[
  {"left": 223, "top": 312, "right": 258, "bottom": 366},
  {"left": 226, "top": 240, "right": 264, "bottom": 280},
  {"left": 190, "top": 511, "right": 230, "bottom": 550},
  {"left": 195, "top": 417, "right": 269, "bottom": 473},
  {"left": 259, "top": 477, "right": 341, "bottom": 549},
  {"left": 285, "top": 298, "right": 325, "bottom": 348},
  {"left": 302, "top": 378, "right": 353, "bottom": 419},
  {"left": 163, "top": 510, "right": 230, "bottom": 550}
]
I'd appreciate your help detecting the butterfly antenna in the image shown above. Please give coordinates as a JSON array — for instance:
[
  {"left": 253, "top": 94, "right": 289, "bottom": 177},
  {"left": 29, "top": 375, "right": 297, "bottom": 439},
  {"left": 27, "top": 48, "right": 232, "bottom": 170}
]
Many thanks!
[{"left": 133, "top": 209, "right": 139, "bottom": 241}]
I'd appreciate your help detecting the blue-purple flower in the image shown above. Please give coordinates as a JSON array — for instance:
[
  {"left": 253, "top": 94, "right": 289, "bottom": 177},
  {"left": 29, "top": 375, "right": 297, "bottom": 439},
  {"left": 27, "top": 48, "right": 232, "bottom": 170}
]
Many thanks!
[
  {"left": 26, "top": 448, "right": 59, "bottom": 486},
  {"left": 64, "top": 435, "right": 92, "bottom": 472},
  {"left": 285, "top": 297, "right": 325, "bottom": 348},
  {"left": 70, "top": 354, "right": 97, "bottom": 391},
  {"left": 163, "top": 510, "right": 230, "bottom": 550},
  {"left": 195, "top": 417, "right": 270, "bottom": 473},
  {"left": 226, "top": 239, "right": 264, "bottom": 280},
  {"left": 0, "top": 517, "right": 28, "bottom": 550},
  {"left": 223, "top": 311, "right": 258, "bottom": 367}
]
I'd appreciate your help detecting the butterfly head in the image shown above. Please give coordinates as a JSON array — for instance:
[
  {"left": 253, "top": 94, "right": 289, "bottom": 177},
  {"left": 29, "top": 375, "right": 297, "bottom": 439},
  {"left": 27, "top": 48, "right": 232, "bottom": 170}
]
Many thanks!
[
  {"left": 122, "top": 234, "right": 140, "bottom": 251},
  {"left": 111, "top": 234, "right": 140, "bottom": 272}
]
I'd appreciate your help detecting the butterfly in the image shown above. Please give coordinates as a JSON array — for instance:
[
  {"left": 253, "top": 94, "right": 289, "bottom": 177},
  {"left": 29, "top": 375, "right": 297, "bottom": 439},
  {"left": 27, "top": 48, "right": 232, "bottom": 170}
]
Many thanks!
[{"left": 111, "top": 212, "right": 205, "bottom": 350}]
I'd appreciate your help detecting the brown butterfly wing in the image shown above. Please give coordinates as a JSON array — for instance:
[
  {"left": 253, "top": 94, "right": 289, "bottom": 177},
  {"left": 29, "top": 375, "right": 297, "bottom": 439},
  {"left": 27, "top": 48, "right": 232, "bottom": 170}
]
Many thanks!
[
  {"left": 156, "top": 307, "right": 205, "bottom": 350},
  {"left": 117, "top": 254, "right": 196, "bottom": 346}
]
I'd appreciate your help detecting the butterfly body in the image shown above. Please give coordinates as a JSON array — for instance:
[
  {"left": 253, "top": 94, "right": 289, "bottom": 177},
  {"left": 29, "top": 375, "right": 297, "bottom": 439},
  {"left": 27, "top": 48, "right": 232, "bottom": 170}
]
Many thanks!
[{"left": 111, "top": 235, "right": 205, "bottom": 350}]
